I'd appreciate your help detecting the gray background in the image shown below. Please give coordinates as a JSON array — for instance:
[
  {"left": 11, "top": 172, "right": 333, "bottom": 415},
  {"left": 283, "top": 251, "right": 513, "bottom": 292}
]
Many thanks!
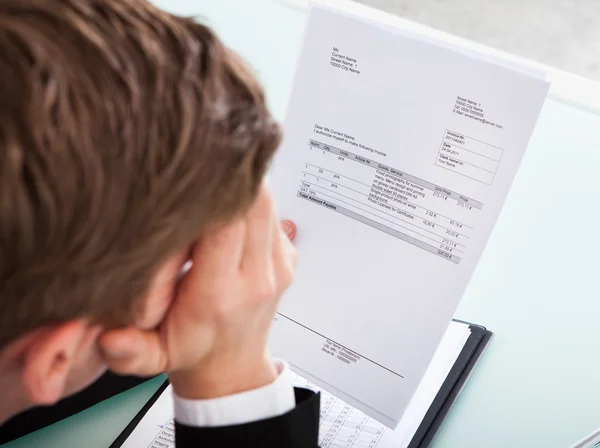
[{"left": 356, "top": 0, "right": 600, "bottom": 81}]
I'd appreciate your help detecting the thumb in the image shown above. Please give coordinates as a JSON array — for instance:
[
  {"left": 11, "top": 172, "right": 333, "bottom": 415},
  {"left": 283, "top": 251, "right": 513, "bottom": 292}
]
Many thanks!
[
  {"left": 98, "top": 328, "right": 169, "bottom": 377},
  {"left": 281, "top": 220, "right": 297, "bottom": 241}
]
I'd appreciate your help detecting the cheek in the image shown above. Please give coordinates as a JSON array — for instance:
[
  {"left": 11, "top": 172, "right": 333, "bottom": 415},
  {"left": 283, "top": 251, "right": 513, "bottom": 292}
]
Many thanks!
[
  {"left": 139, "top": 284, "right": 176, "bottom": 330},
  {"left": 64, "top": 345, "right": 107, "bottom": 397},
  {"left": 137, "top": 251, "right": 190, "bottom": 330}
]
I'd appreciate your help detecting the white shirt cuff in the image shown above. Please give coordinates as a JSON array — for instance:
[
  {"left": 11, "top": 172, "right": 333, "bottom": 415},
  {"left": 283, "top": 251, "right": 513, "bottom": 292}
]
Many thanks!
[{"left": 173, "top": 360, "right": 296, "bottom": 427}]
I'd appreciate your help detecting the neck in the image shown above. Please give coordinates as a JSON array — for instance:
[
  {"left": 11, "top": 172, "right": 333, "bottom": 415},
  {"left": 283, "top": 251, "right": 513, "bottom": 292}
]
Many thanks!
[
  {"left": 0, "top": 339, "right": 37, "bottom": 425},
  {"left": 0, "top": 371, "right": 31, "bottom": 424}
]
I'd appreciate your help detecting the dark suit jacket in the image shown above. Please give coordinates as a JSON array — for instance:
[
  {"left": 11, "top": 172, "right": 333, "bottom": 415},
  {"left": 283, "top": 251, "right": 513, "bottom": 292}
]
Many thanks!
[
  {"left": 0, "top": 373, "right": 321, "bottom": 447},
  {"left": 175, "top": 388, "right": 320, "bottom": 448}
]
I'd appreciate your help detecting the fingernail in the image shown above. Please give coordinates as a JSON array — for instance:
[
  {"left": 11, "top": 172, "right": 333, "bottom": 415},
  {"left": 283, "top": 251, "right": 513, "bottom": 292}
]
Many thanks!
[{"left": 282, "top": 220, "right": 295, "bottom": 237}]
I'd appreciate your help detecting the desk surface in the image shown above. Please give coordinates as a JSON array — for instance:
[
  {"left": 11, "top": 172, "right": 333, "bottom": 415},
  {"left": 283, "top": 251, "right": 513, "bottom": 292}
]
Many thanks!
[{"left": 4, "top": 1, "right": 600, "bottom": 447}]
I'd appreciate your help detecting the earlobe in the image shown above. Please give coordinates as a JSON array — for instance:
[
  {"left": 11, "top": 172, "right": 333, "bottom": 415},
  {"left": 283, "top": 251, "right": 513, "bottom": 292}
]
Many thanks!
[{"left": 21, "top": 321, "right": 86, "bottom": 406}]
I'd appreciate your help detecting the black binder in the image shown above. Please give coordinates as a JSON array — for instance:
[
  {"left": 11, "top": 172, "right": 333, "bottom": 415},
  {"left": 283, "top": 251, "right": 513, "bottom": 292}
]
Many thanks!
[
  {"left": 408, "top": 320, "right": 493, "bottom": 448},
  {"left": 110, "top": 319, "right": 493, "bottom": 448},
  {"left": 110, "top": 380, "right": 170, "bottom": 448}
]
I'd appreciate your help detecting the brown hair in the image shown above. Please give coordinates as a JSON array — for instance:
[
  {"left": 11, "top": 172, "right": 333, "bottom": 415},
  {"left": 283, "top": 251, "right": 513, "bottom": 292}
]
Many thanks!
[{"left": 0, "top": 0, "right": 281, "bottom": 348}]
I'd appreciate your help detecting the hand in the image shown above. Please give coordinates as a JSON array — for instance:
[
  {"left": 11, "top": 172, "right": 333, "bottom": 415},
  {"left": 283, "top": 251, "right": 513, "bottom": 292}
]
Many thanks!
[{"left": 99, "top": 187, "right": 297, "bottom": 398}]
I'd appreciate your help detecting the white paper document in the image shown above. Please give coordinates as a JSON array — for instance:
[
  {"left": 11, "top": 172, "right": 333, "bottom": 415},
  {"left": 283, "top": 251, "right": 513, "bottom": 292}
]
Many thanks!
[
  {"left": 119, "top": 323, "right": 471, "bottom": 448},
  {"left": 268, "top": 4, "right": 549, "bottom": 428}
]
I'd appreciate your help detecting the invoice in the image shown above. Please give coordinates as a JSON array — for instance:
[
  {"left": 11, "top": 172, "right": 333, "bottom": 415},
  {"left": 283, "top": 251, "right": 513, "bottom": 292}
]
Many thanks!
[{"left": 269, "top": 4, "right": 548, "bottom": 428}]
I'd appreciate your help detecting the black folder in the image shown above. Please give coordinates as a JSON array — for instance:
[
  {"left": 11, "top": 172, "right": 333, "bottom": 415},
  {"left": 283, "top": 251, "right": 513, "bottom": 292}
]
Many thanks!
[
  {"left": 408, "top": 320, "right": 493, "bottom": 448},
  {"left": 110, "top": 319, "right": 493, "bottom": 448}
]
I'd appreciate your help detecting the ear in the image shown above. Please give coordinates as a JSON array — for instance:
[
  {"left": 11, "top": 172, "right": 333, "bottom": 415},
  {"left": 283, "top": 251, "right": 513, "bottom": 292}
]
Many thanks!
[{"left": 21, "top": 320, "right": 87, "bottom": 406}]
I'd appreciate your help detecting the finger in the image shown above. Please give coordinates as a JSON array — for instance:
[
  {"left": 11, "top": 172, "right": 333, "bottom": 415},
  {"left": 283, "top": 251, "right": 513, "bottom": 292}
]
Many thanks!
[
  {"left": 281, "top": 220, "right": 297, "bottom": 241},
  {"left": 273, "top": 215, "right": 297, "bottom": 293},
  {"left": 98, "top": 328, "right": 169, "bottom": 376},
  {"left": 241, "top": 186, "right": 274, "bottom": 273}
]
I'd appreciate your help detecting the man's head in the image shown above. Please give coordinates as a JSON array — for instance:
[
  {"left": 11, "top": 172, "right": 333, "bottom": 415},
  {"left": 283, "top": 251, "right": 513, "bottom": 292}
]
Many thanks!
[{"left": 0, "top": 0, "right": 280, "bottom": 419}]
